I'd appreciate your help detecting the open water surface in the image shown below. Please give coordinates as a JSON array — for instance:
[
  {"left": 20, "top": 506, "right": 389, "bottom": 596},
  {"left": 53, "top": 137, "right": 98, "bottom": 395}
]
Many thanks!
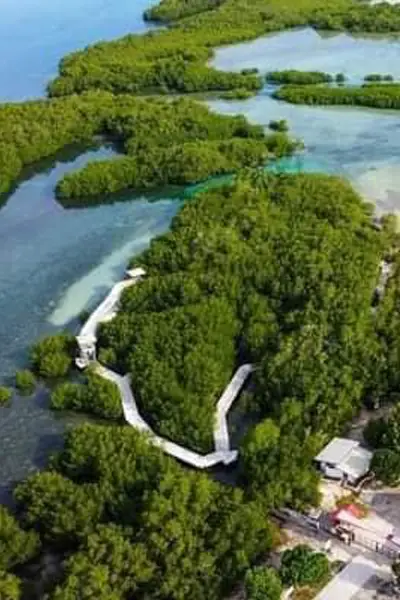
[
  {"left": 1, "top": 13, "right": 400, "bottom": 497},
  {"left": 210, "top": 27, "right": 400, "bottom": 212}
]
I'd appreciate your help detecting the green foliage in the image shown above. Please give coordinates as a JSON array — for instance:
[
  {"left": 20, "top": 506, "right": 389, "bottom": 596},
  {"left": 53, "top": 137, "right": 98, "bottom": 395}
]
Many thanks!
[
  {"left": 0, "top": 387, "right": 11, "bottom": 405},
  {"left": 0, "top": 507, "right": 39, "bottom": 571},
  {"left": 266, "top": 70, "right": 332, "bottom": 85},
  {"left": 14, "top": 471, "right": 103, "bottom": 547},
  {"left": 364, "top": 73, "right": 394, "bottom": 82},
  {"left": 51, "top": 372, "right": 123, "bottom": 420},
  {"left": 98, "top": 172, "right": 381, "bottom": 473},
  {"left": 268, "top": 119, "right": 289, "bottom": 133},
  {"left": 279, "top": 545, "right": 330, "bottom": 587},
  {"left": 371, "top": 448, "right": 400, "bottom": 486},
  {"left": 240, "top": 418, "right": 321, "bottom": 510},
  {"left": 0, "top": 572, "right": 20, "bottom": 600},
  {"left": 30, "top": 333, "right": 76, "bottom": 378},
  {"left": 220, "top": 88, "right": 256, "bottom": 100},
  {"left": 51, "top": 525, "right": 154, "bottom": 600},
  {"left": 275, "top": 82, "right": 400, "bottom": 109},
  {"left": 49, "top": 0, "right": 400, "bottom": 99},
  {"left": 17, "top": 424, "right": 274, "bottom": 600},
  {"left": 245, "top": 566, "right": 282, "bottom": 600},
  {"left": 15, "top": 370, "right": 35, "bottom": 395},
  {"left": 55, "top": 98, "right": 296, "bottom": 202},
  {"left": 0, "top": 93, "right": 113, "bottom": 196},
  {"left": 363, "top": 417, "right": 387, "bottom": 448}
]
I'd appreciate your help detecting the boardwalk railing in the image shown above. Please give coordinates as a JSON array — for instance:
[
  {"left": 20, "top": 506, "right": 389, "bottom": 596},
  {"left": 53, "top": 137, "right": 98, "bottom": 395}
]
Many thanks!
[{"left": 76, "top": 269, "right": 253, "bottom": 469}]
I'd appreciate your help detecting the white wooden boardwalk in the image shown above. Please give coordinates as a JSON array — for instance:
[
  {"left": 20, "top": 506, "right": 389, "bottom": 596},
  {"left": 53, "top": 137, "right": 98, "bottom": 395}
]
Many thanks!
[
  {"left": 214, "top": 364, "right": 255, "bottom": 452},
  {"left": 77, "top": 269, "right": 253, "bottom": 469}
]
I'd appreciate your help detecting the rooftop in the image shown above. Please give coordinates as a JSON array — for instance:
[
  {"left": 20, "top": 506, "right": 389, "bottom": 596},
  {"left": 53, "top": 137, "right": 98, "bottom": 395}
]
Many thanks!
[
  {"left": 337, "top": 446, "right": 373, "bottom": 481},
  {"left": 315, "top": 437, "right": 360, "bottom": 465}
]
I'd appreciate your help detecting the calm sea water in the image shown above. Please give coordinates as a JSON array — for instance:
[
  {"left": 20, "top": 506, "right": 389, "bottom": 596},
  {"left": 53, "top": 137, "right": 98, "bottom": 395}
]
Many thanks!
[
  {"left": 0, "top": 14, "right": 400, "bottom": 498},
  {"left": 0, "top": 0, "right": 155, "bottom": 101},
  {"left": 210, "top": 27, "right": 400, "bottom": 213}
]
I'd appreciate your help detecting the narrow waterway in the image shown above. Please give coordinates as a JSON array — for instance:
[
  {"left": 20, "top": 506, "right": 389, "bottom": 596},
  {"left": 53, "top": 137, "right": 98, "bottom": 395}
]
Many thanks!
[{"left": 1, "top": 13, "right": 400, "bottom": 496}]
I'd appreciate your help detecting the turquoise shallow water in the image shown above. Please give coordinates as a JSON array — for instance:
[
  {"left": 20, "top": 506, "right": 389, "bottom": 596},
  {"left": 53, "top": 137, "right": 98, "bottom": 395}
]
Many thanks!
[
  {"left": 210, "top": 27, "right": 400, "bottom": 213},
  {"left": 0, "top": 0, "right": 179, "bottom": 501},
  {"left": 1, "top": 17, "right": 400, "bottom": 497}
]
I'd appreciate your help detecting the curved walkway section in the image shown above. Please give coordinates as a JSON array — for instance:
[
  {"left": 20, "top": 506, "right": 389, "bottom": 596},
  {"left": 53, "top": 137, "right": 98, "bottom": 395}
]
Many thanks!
[
  {"left": 76, "top": 268, "right": 253, "bottom": 469},
  {"left": 214, "top": 364, "right": 255, "bottom": 452},
  {"left": 95, "top": 363, "right": 239, "bottom": 467}
]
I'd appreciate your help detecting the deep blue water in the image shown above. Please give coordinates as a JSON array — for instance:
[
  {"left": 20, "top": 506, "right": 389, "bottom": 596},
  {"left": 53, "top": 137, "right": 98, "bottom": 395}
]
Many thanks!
[
  {"left": 0, "top": 0, "right": 156, "bottom": 101},
  {"left": 0, "top": 7, "right": 400, "bottom": 499}
]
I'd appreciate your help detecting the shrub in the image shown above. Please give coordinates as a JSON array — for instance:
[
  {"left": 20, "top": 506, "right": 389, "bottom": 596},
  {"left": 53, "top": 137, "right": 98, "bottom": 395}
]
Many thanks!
[
  {"left": 268, "top": 119, "right": 289, "bottom": 133},
  {"left": 363, "top": 417, "right": 386, "bottom": 448},
  {"left": 245, "top": 566, "right": 282, "bottom": 600},
  {"left": 0, "top": 387, "right": 11, "bottom": 405},
  {"left": 220, "top": 88, "right": 255, "bottom": 100},
  {"left": 51, "top": 373, "right": 123, "bottom": 421},
  {"left": 15, "top": 370, "right": 36, "bottom": 395},
  {"left": 0, "top": 571, "right": 20, "bottom": 600},
  {"left": 30, "top": 334, "right": 75, "bottom": 378},
  {"left": 266, "top": 70, "right": 332, "bottom": 85},
  {"left": 280, "top": 545, "right": 330, "bottom": 587},
  {"left": 371, "top": 449, "right": 400, "bottom": 486}
]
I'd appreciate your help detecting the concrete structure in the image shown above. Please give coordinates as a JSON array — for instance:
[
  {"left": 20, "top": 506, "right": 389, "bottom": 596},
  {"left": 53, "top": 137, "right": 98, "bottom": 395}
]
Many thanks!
[
  {"left": 315, "top": 438, "right": 373, "bottom": 485},
  {"left": 76, "top": 268, "right": 253, "bottom": 469},
  {"left": 315, "top": 555, "right": 379, "bottom": 600},
  {"left": 214, "top": 363, "right": 255, "bottom": 452},
  {"left": 96, "top": 364, "right": 238, "bottom": 467},
  {"left": 76, "top": 267, "right": 145, "bottom": 369}
]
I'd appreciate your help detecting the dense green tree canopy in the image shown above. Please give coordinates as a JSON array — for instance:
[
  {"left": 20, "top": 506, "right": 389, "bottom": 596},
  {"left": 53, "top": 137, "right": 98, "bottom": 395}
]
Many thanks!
[
  {"left": 245, "top": 566, "right": 282, "bottom": 600},
  {"left": 0, "top": 572, "right": 20, "bottom": 600},
  {"left": 30, "top": 333, "right": 76, "bottom": 378},
  {"left": 49, "top": 0, "right": 400, "bottom": 98},
  {"left": 51, "top": 372, "right": 123, "bottom": 420},
  {"left": 16, "top": 424, "right": 274, "bottom": 600},
  {"left": 0, "top": 507, "right": 39, "bottom": 571},
  {"left": 275, "top": 83, "right": 400, "bottom": 110},
  {"left": 371, "top": 449, "right": 400, "bottom": 486},
  {"left": 98, "top": 173, "right": 382, "bottom": 456},
  {"left": 279, "top": 545, "right": 330, "bottom": 587},
  {"left": 0, "top": 388, "right": 11, "bottom": 405},
  {"left": 266, "top": 70, "right": 333, "bottom": 85}
]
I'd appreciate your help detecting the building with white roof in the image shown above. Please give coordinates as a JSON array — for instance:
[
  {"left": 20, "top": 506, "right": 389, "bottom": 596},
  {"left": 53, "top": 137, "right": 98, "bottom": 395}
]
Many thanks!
[{"left": 314, "top": 438, "right": 373, "bottom": 485}]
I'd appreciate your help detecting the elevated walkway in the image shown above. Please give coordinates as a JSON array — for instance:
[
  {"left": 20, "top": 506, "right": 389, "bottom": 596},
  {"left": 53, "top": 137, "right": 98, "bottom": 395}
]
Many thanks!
[
  {"left": 214, "top": 364, "right": 255, "bottom": 452},
  {"left": 76, "top": 268, "right": 253, "bottom": 469}
]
